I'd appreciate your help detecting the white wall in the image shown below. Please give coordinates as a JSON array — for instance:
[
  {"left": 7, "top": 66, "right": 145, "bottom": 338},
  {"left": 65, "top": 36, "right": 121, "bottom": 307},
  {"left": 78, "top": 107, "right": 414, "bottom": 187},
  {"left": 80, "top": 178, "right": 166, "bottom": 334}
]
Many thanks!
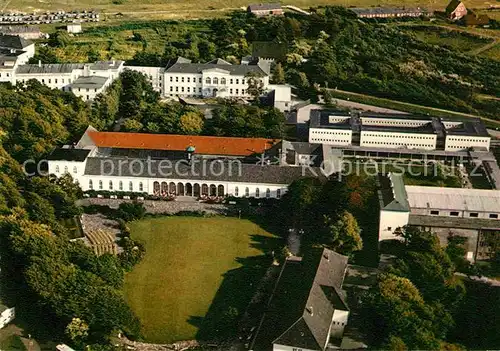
[
  {"left": 0, "top": 307, "right": 15, "bottom": 329},
  {"left": 445, "top": 135, "right": 490, "bottom": 151},
  {"left": 272, "top": 344, "right": 317, "bottom": 351},
  {"left": 330, "top": 309, "right": 349, "bottom": 340},
  {"left": 164, "top": 69, "right": 269, "bottom": 99},
  {"left": 125, "top": 66, "right": 165, "bottom": 93},
  {"left": 309, "top": 128, "right": 352, "bottom": 145},
  {"left": 360, "top": 131, "right": 437, "bottom": 150},
  {"left": 378, "top": 210, "right": 410, "bottom": 241}
]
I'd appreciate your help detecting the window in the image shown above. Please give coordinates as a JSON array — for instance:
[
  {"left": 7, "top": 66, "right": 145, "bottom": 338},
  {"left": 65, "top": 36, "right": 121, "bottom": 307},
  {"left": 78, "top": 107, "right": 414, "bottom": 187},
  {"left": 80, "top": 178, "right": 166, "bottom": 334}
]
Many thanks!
[
  {"left": 175, "top": 77, "right": 179, "bottom": 82},
  {"left": 242, "top": 79, "right": 245, "bottom": 85},
  {"left": 469, "top": 213, "right": 479, "bottom": 218},
  {"left": 230, "top": 79, "right": 233, "bottom": 84},
  {"left": 139, "top": 182, "right": 143, "bottom": 191},
  {"left": 99, "top": 180, "right": 103, "bottom": 190},
  {"left": 89, "top": 180, "right": 93, "bottom": 190},
  {"left": 109, "top": 181, "right": 113, "bottom": 190},
  {"left": 170, "top": 76, "right": 173, "bottom": 82},
  {"left": 489, "top": 213, "right": 498, "bottom": 219},
  {"left": 236, "top": 79, "right": 239, "bottom": 84},
  {"left": 266, "top": 188, "right": 270, "bottom": 198},
  {"left": 450, "top": 211, "right": 459, "bottom": 217},
  {"left": 129, "top": 181, "right": 133, "bottom": 191},
  {"left": 245, "top": 187, "right": 249, "bottom": 197},
  {"left": 213, "top": 77, "right": 218, "bottom": 85},
  {"left": 255, "top": 188, "right": 260, "bottom": 198},
  {"left": 430, "top": 210, "right": 439, "bottom": 215},
  {"left": 55, "top": 79, "right": 58, "bottom": 83},
  {"left": 221, "top": 78, "right": 226, "bottom": 84},
  {"left": 387, "top": 226, "right": 392, "bottom": 231},
  {"left": 73, "top": 166, "right": 77, "bottom": 173},
  {"left": 277, "top": 189, "right": 281, "bottom": 199},
  {"left": 205, "top": 77, "right": 211, "bottom": 84},
  {"left": 187, "top": 77, "right": 190, "bottom": 83},
  {"left": 199, "top": 77, "right": 202, "bottom": 83},
  {"left": 64, "top": 166, "right": 68, "bottom": 173},
  {"left": 119, "top": 181, "right": 123, "bottom": 191},
  {"left": 181, "top": 77, "right": 184, "bottom": 82},
  {"left": 234, "top": 187, "right": 239, "bottom": 196},
  {"left": 55, "top": 165, "right": 60, "bottom": 173},
  {"left": 236, "top": 89, "right": 239, "bottom": 94}
]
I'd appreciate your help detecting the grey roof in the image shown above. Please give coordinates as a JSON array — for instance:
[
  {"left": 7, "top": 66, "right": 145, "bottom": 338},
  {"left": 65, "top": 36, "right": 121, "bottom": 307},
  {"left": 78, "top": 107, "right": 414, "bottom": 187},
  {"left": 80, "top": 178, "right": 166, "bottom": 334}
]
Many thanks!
[
  {"left": 16, "top": 63, "right": 84, "bottom": 74},
  {"left": 252, "top": 249, "right": 348, "bottom": 350},
  {"left": 0, "top": 34, "right": 32, "bottom": 49},
  {"left": 206, "top": 58, "right": 231, "bottom": 65},
  {"left": 84, "top": 157, "right": 326, "bottom": 184},
  {"left": 379, "top": 173, "right": 410, "bottom": 212},
  {"left": 248, "top": 3, "right": 282, "bottom": 11},
  {"left": 48, "top": 148, "right": 91, "bottom": 162},
  {"left": 166, "top": 58, "right": 268, "bottom": 76},
  {"left": 444, "top": 119, "right": 489, "bottom": 137},
  {"left": 310, "top": 109, "right": 353, "bottom": 129},
  {"left": 72, "top": 75, "right": 108, "bottom": 89},
  {"left": 0, "top": 47, "right": 24, "bottom": 57},
  {"left": 0, "top": 25, "right": 41, "bottom": 34},
  {"left": 90, "top": 60, "right": 124, "bottom": 71}
]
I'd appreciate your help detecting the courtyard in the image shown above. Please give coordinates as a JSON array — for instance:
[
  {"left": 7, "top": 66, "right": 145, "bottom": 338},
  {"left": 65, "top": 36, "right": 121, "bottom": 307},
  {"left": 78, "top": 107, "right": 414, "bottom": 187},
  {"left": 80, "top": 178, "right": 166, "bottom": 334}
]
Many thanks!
[{"left": 123, "top": 216, "right": 279, "bottom": 343}]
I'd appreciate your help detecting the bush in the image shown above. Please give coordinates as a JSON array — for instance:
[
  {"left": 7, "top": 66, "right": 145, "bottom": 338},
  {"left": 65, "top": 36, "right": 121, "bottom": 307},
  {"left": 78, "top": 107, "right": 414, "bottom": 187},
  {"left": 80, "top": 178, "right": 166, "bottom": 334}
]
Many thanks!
[{"left": 115, "top": 202, "right": 146, "bottom": 222}]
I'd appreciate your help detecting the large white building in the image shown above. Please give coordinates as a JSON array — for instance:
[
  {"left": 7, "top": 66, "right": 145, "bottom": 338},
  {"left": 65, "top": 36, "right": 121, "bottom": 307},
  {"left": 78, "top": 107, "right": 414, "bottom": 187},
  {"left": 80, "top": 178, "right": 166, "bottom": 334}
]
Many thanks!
[
  {"left": 0, "top": 34, "right": 35, "bottom": 79},
  {"left": 379, "top": 173, "right": 500, "bottom": 261},
  {"left": 1, "top": 60, "right": 124, "bottom": 101},
  {"left": 47, "top": 127, "right": 324, "bottom": 199},
  {"left": 309, "top": 110, "right": 491, "bottom": 152},
  {"left": 0, "top": 304, "right": 15, "bottom": 329}
]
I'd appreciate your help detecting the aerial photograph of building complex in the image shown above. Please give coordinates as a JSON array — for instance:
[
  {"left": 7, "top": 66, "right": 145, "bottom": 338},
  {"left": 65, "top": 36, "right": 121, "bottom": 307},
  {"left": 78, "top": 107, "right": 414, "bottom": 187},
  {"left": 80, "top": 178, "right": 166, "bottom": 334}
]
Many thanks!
[{"left": 0, "top": 0, "right": 499, "bottom": 350}]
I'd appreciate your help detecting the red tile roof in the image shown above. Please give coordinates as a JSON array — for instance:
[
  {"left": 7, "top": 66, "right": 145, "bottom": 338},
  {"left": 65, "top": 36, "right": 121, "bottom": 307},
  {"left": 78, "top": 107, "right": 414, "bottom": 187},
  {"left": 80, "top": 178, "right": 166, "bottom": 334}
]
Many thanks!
[{"left": 87, "top": 131, "right": 278, "bottom": 157}]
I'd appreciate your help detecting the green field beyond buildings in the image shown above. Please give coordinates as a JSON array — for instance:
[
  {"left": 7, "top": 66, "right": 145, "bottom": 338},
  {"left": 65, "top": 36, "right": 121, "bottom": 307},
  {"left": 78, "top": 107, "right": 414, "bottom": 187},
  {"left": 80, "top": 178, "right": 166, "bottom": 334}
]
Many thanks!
[{"left": 123, "top": 216, "right": 278, "bottom": 343}]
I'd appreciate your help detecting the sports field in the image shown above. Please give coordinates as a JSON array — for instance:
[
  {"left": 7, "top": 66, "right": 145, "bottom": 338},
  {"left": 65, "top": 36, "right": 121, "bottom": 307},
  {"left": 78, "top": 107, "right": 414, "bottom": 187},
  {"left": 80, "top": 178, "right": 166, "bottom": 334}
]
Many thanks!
[{"left": 123, "top": 216, "right": 278, "bottom": 343}]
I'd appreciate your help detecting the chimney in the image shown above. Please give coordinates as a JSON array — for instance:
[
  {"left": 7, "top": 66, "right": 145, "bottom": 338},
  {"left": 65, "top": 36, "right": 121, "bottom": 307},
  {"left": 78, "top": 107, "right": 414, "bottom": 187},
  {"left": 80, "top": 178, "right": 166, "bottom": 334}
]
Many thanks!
[
  {"left": 38, "top": 60, "right": 41, "bottom": 67},
  {"left": 306, "top": 306, "right": 314, "bottom": 316}
]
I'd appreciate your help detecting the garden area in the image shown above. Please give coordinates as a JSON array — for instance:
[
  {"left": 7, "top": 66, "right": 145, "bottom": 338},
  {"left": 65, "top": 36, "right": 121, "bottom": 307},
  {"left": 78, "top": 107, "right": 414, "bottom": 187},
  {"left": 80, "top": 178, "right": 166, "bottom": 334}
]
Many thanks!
[{"left": 122, "top": 216, "right": 280, "bottom": 343}]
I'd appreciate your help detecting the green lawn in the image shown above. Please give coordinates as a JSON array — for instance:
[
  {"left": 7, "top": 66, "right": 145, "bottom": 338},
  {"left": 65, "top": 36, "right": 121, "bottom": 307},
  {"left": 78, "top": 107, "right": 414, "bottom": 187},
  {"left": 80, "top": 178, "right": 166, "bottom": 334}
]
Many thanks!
[{"left": 123, "top": 216, "right": 279, "bottom": 343}]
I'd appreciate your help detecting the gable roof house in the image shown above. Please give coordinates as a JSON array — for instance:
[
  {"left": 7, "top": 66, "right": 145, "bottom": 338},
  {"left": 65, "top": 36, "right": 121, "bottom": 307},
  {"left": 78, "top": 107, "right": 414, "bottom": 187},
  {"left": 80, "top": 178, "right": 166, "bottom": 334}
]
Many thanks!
[
  {"left": 0, "top": 34, "right": 34, "bottom": 65},
  {"left": 446, "top": 0, "right": 467, "bottom": 20},
  {"left": 247, "top": 3, "right": 284, "bottom": 16},
  {"left": 251, "top": 249, "right": 349, "bottom": 350}
]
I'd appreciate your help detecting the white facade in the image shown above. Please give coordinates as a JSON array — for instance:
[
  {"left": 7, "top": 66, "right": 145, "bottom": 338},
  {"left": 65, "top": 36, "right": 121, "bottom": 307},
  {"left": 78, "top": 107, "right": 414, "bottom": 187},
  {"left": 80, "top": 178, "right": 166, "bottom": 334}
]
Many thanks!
[
  {"left": 164, "top": 69, "right": 269, "bottom": 99},
  {"left": 67, "top": 23, "right": 82, "bottom": 34},
  {"left": 378, "top": 209, "right": 410, "bottom": 241},
  {"left": 330, "top": 309, "right": 349, "bottom": 340},
  {"left": 445, "top": 135, "right": 491, "bottom": 151},
  {"left": 125, "top": 66, "right": 165, "bottom": 93},
  {"left": 360, "top": 131, "right": 437, "bottom": 150},
  {"left": 309, "top": 128, "right": 352, "bottom": 145},
  {"left": 0, "top": 306, "right": 15, "bottom": 329},
  {"left": 6, "top": 61, "right": 124, "bottom": 100}
]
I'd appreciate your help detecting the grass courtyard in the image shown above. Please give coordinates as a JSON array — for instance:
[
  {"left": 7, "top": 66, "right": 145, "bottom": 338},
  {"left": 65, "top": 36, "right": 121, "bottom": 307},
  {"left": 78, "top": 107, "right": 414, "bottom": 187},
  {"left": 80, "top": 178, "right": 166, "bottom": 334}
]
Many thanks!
[{"left": 123, "top": 216, "right": 279, "bottom": 343}]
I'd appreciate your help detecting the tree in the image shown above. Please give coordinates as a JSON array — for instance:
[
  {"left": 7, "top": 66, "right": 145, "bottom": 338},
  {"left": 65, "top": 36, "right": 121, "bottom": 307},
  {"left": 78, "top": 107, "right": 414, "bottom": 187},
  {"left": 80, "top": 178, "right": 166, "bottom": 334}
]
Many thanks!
[
  {"left": 323, "top": 210, "right": 363, "bottom": 255},
  {"left": 66, "top": 317, "right": 89, "bottom": 345},
  {"left": 272, "top": 63, "right": 285, "bottom": 84},
  {"left": 361, "top": 273, "right": 455, "bottom": 350},
  {"left": 178, "top": 111, "right": 204, "bottom": 135},
  {"left": 122, "top": 119, "right": 143, "bottom": 132},
  {"left": 246, "top": 72, "right": 265, "bottom": 100},
  {"left": 279, "top": 178, "right": 322, "bottom": 227}
]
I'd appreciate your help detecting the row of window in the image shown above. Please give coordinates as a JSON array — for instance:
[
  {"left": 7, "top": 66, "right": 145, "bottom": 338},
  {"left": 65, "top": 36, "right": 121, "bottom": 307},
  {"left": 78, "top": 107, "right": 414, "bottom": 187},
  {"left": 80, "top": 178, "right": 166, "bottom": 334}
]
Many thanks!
[
  {"left": 429, "top": 210, "right": 499, "bottom": 219},
  {"left": 447, "top": 138, "right": 488, "bottom": 143},
  {"left": 313, "top": 131, "right": 350, "bottom": 136},
  {"left": 89, "top": 179, "right": 144, "bottom": 192},
  {"left": 362, "top": 141, "right": 433, "bottom": 147},
  {"left": 234, "top": 186, "right": 280, "bottom": 198},
  {"left": 311, "top": 138, "right": 349, "bottom": 143},
  {"left": 362, "top": 120, "right": 427, "bottom": 127},
  {"left": 55, "top": 165, "right": 77, "bottom": 173},
  {"left": 169, "top": 87, "right": 246, "bottom": 95},
  {"left": 362, "top": 133, "right": 434, "bottom": 140},
  {"left": 168, "top": 76, "right": 248, "bottom": 85}
]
